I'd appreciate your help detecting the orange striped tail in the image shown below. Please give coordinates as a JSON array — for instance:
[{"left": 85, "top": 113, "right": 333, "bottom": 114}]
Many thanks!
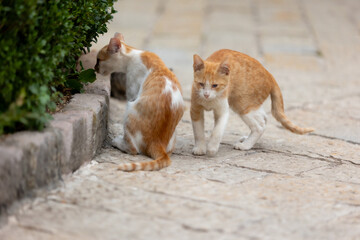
[
  {"left": 117, "top": 150, "right": 171, "bottom": 172},
  {"left": 270, "top": 82, "right": 314, "bottom": 134}
]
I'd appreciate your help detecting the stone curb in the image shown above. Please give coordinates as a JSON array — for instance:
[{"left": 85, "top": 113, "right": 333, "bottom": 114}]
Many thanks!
[{"left": 0, "top": 51, "right": 109, "bottom": 212}]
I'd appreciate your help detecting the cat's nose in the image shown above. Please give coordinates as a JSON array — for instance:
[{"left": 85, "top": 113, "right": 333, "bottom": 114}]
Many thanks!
[{"left": 204, "top": 93, "right": 210, "bottom": 98}]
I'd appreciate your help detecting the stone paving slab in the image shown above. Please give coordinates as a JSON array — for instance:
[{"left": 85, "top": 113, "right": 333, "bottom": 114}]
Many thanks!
[{"left": 2, "top": 95, "right": 360, "bottom": 239}]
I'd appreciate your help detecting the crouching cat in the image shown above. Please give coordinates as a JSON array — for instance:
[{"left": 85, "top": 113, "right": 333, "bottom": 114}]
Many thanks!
[
  {"left": 95, "top": 33, "right": 185, "bottom": 171},
  {"left": 191, "top": 49, "right": 314, "bottom": 156}
]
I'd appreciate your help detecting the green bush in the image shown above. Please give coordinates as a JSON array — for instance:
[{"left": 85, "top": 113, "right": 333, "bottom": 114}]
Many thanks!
[{"left": 0, "top": 0, "right": 115, "bottom": 135}]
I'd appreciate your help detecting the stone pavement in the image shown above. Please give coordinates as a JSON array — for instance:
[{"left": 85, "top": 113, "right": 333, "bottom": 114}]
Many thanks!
[{"left": 1, "top": 0, "right": 360, "bottom": 239}]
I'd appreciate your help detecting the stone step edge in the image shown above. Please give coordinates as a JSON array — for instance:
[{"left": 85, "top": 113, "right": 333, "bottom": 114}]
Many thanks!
[{"left": 0, "top": 51, "right": 109, "bottom": 212}]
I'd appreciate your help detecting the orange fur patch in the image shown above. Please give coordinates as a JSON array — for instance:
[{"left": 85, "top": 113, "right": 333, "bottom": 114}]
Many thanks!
[{"left": 97, "top": 45, "right": 110, "bottom": 61}]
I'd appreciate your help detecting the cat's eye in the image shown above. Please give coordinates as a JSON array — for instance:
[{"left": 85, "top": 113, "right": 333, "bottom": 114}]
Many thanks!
[
  {"left": 199, "top": 83, "right": 205, "bottom": 87},
  {"left": 212, "top": 84, "right": 218, "bottom": 88}
]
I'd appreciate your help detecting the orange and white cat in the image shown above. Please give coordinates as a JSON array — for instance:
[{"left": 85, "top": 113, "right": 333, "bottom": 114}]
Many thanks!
[
  {"left": 191, "top": 49, "right": 313, "bottom": 156},
  {"left": 95, "top": 33, "right": 185, "bottom": 171}
]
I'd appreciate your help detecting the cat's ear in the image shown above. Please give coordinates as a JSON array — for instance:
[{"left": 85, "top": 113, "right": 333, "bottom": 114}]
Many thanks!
[
  {"left": 193, "top": 54, "right": 204, "bottom": 72},
  {"left": 108, "top": 37, "right": 121, "bottom": 54},
  {"left": 114, "top": 32, "right": 125, "bottom": 41},
  {"left": 218, "top": 58, "right": 230, "bottom": 76}
]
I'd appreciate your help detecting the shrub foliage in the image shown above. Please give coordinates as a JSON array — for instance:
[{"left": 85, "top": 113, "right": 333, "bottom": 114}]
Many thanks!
[{"left": 0, "top": 0, "right": 115, "bottom": 134}]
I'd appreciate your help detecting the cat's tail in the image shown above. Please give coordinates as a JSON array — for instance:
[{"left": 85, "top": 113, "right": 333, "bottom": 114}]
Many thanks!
[
  {"left": 117, "top": 146, "right": 171, "bottom": 172},
  {"left": 270, "top": 82, "right": 314, "bottom": 134}
]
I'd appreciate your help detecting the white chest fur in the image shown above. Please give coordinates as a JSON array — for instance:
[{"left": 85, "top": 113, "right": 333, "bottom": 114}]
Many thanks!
[
  {"left": 199, "top": 97, "right": 228, "bottom": 112},
  {"left": 125, "top": 50, "right": 150, "bottom": 101}
]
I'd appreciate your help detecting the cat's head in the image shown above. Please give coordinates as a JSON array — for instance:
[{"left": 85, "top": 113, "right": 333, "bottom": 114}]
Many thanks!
[
  {"left": 95, "top": 33, "right": 129, "bottom": 76},
  {"left": 192, "top": 54, "right": 230, "bottom": 100}
]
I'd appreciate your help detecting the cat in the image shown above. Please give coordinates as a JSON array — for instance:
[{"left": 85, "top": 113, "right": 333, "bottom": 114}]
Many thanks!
[
  {"left": 190, "top": 49, "right": 314, "bottom": 156},
  {"left": 95, "top": 33, "right": 185, "bottom": 171}
]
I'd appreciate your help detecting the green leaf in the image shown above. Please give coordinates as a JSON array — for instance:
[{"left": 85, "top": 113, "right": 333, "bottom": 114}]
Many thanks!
[
  {"left": 0, "top": 0, "right": 116, "bottom": 135},
  {"left": 66, "top": 79, "right": 83, "bottom": 92},
  {"left": 79, "top": 68, "right": 96, "bottom": 83}
]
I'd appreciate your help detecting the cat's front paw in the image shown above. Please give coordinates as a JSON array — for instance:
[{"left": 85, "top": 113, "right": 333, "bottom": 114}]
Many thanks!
[
  {"left": 207, "top": 142, "right": 219, "bottom": 157},
  {"left": 233, "top": 141, "right": 253, "bottom": 150},
  {"left": 192, "top": 145, "right": 206, "bottom": 155},
  {"left": 238, "top": 136, "right": 248, "bottom": 142},
  {"left": 207, "top": 148, "right": 218, "bottom": 156}
]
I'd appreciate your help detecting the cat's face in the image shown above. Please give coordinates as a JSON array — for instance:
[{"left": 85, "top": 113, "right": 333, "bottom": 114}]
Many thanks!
[
  {"left": 95, "top": 33, "right": 127, "bottom": 75},
  {"left": 193, "top": 54, "right": 230, "bottom": 100}
]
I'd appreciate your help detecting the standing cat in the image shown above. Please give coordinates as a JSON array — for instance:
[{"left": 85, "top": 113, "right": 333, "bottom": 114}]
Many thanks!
[
  {"left": 191, "top": 49, "right": 313, "bottom": 156},
  {"left": 96, "top": 33, "right": 185, "bottom": 171}
]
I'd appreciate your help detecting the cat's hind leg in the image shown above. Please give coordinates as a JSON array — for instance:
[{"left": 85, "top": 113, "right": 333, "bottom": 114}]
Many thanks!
[
  {"left": 111, "top": 135, "right": 129, "bottom": 152},
  {"left": 234, "top": 106, "right": 267, "bottom": 150},
  {"left": 112, "top": 99, "right": 142, "bottom": 155},
  {"left": 166, "top": 132, "right": 176, "bottom": 154},
  {"left": 111, "top": 133, "right": 139, "bottom": 155}
]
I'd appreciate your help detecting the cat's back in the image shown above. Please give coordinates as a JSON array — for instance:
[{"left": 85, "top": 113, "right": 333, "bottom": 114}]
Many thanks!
[
  {"left": 136, "top": 50, "right": 184, "bottom": 116},
  {"left": 128, "top": 49, "right": 184, "bottom": 152},
  {"left": 141, "top": 51, "right": 182, "bottom": 90},
  {"left": 206, "top": 49, "right": 263, "bottom": 68},
  {"left": 209, "top": 50, "right": 275, "bottom": 114},
  {"left": 207, "top": 49, "right": 273, "bottom": 85}
]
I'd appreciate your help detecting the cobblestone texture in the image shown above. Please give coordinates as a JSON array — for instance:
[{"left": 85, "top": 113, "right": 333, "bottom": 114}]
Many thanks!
[{"left": 1, "top": 0, "right": 360, "bottom": 239}]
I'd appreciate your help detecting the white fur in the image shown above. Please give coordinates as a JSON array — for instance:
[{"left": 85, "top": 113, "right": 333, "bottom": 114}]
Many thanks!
[
  {"left": 98, "top": 46, "right": 130, "bottom": 75},
  {"left": 198, "top": 95, "right": 228, "bottom": 111},
  {"left": 163, "top": 78, "right": 172, "bottom": 91},
  {"left": 133, "top": 131, "right": 143, "bottom": 153},
  {"left": 123, "top": 130, "right": 143, "bottom": 154},
  {"left": 167, "top": 132, "right": 176, "bottom": 153},
  {"left": 98, "top": 54, "right": 125, "bottom": 76},
  {"left": 192, "top": 118, "right": 206, "bottom": 155},
  {"left": 122, "top": 98, "right": 139, "bottom": 139},
  {"left": 117, "top": 101, "right": 144, "bottom": 155},
  {"left": 125, "top": 49, "right": 150, "bottom": 101},
  {"left": 111, "top": 135, "right": 129, "bottom": 153},
  {"left": 126, "top": 99, "right": 138, "bottom": 117},
  {"left": 207, "top": 99, "right": 229, "bottom": 156},
  {"left": 234, "top": 106, "right": 267, "bottom": 150},
  {"left": 163, "top": 77, "right": 184, "bottom": 109},
  {"left": 192, "top": 98, "right": 229, "bottom": 156},
  {"left": 127, "top": 133, "right": 139, "bottom": 153}
]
